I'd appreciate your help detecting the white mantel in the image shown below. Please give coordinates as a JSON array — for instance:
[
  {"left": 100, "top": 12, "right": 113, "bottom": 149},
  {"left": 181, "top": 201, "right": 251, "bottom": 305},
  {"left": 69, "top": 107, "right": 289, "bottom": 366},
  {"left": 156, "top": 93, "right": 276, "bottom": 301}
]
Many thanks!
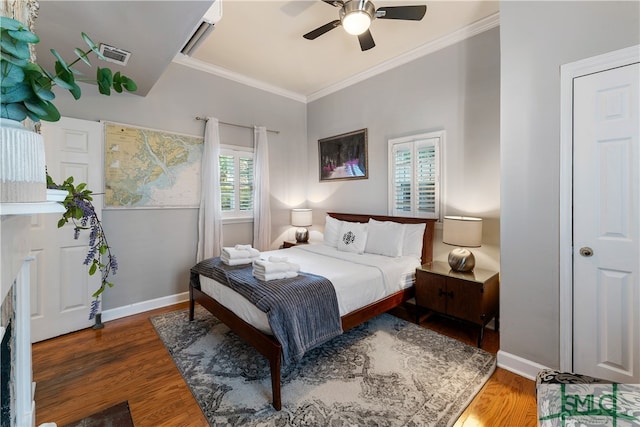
[
  {"left": 1, "top": 196, "right": 64, "bottom": 427},
  {"left": 1, "top": 195, "right": 65, "bottom": 305}
]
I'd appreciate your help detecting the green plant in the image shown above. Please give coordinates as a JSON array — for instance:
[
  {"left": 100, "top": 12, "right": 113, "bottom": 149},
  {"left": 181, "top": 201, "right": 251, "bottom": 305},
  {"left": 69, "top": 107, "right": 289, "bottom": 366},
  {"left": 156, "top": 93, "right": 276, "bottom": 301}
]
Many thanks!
[
  {"left": 47, "top": 174, "right": 117, "bottom": 320},
  {"left": 0, "top": 16, "right": 137, "bottom": 122}
]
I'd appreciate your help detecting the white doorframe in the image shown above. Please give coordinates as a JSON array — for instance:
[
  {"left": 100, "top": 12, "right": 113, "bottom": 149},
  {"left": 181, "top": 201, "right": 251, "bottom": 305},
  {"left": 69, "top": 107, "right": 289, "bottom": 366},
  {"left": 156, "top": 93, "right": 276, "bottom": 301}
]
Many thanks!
[{"left": 559, "top": 44, "right": 640, "bottom": 372}]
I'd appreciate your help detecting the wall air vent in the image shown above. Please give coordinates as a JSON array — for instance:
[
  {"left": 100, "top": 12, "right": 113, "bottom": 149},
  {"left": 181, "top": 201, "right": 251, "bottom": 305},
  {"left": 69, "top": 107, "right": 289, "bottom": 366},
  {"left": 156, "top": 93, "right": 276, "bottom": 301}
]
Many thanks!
[{"left": 98, "top": 44, "right": 131, "bottom": 66}]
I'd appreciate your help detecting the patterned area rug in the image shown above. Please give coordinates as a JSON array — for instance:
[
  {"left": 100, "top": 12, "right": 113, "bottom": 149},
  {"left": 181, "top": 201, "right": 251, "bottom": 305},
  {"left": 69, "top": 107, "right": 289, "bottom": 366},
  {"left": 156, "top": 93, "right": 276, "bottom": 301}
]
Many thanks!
[{"left": 151, "top": 306, "right": 496, "bottom": 426}]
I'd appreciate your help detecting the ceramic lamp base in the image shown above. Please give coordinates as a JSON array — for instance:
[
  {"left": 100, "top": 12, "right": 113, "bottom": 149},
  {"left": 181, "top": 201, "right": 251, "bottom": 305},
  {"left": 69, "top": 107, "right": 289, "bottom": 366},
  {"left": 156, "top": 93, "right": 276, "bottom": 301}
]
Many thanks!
[
  {"left": 448, "top": 247, "right": 476, "bottom": 272},
  {"left": 295, "top": 227, "right": 309, "bottom": 243}
]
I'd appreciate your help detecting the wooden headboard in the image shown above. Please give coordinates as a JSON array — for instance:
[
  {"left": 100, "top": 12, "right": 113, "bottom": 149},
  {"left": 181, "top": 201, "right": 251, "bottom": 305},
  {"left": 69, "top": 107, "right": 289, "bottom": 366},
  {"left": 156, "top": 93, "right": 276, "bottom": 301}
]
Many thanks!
[{"left": 327, "top": 212, "right": 436, "bottom": 266}]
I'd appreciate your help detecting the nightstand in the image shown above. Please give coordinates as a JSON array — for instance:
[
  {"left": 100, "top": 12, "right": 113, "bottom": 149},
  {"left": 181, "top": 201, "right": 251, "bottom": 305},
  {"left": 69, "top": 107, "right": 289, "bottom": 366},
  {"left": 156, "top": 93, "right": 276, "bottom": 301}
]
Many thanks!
[
  {"left": 415, "top": 261, "right": 499, "bottom": 347},
  {"left": 281, "top": 240, "right": 307, "bottom": 249}
]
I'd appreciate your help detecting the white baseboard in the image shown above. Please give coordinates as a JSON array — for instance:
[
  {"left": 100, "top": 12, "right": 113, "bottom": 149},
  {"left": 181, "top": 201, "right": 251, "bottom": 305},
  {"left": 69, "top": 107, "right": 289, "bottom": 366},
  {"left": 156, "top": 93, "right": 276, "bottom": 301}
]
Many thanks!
[
  {"left": 101, "top": 292, "right": 189, "bottom": 323},
  {"left": 497, "top": 350, "right": 551, "bottom": 381}
]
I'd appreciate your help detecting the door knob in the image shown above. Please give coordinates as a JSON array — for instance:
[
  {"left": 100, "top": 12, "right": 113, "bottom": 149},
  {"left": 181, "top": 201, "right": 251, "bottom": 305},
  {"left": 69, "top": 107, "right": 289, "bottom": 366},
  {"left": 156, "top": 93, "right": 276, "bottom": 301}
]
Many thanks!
[{"left": 579, "top": 247, "right": 594, "bottom": 257}]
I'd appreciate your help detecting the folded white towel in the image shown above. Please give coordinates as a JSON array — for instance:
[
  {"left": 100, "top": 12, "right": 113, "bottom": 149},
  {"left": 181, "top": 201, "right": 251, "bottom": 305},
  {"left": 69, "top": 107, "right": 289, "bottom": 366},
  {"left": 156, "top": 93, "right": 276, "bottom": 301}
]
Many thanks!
[
  {"left": 253, "top": 270, "right": 298, "bottom": 281},
  {"left": 222, "top": 246, "right": 260, "bottom": 259},
  {"left": 268, "top": 255, "right": 288, "bottom": 263},
  {"left": 253, "top": 259, "right": 300, "bottom": 274},
  {"left": 221, "top": 256, "right": 256, "bottom": 266},
  {"left": 235, "top": 244, "right": 253, "bottom": 251},
  {"left": 249, "top": 248, "right": 260, "bottom": 257}
]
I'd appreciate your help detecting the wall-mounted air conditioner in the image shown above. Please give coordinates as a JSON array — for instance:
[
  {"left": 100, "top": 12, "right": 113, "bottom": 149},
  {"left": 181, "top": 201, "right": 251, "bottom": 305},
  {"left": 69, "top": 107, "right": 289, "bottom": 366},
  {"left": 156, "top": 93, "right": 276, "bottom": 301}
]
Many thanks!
[{"left": 181, "top": 0, "right": 223, "bottom": 56}]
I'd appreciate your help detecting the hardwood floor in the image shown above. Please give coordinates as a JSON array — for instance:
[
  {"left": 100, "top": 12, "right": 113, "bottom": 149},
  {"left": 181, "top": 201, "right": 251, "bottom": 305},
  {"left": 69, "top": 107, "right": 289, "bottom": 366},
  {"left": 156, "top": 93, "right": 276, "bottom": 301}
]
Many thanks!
[
  {"left": 33, "top": 302, "right": 537, "bottom": 426},
  {"left": 33, "top": 302, "right": 208, "bottom": 426}
]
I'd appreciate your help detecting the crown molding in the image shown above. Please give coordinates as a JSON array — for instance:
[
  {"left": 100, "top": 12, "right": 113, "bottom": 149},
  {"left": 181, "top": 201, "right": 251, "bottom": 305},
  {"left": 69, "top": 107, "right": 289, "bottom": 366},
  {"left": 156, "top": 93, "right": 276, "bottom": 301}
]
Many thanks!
[
  {"left": 307, "top": 12, "right": 500, "bottom": 102},
  {"left": 173, "top": 12, "right": 500, "bottom": 104},
  {"left": 172, "top": 54, "right": 308, "bottom": 103}
]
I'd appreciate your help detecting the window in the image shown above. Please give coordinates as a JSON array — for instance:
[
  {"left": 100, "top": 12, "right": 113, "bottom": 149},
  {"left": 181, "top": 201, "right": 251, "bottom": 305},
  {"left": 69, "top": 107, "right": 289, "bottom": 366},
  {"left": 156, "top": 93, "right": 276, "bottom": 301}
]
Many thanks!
[
  {"left": 219, "top": 146, "right": 254, "bottom": 219},
  {"left": 388, "top": 131, "right": 442, "bottom": 219}
]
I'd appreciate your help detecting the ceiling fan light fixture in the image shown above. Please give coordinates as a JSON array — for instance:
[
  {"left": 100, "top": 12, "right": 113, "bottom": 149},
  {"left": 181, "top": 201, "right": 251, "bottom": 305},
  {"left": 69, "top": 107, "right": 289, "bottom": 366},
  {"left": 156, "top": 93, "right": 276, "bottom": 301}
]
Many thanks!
[
  {"left": 340, "top": 0, "right": 375, "bottom": 35},
  {"left": 304, "top": 0, "right": 427, "bottom": 51},
  {"left": 342, "top": 11, "right": 371, "bottom": 35}
]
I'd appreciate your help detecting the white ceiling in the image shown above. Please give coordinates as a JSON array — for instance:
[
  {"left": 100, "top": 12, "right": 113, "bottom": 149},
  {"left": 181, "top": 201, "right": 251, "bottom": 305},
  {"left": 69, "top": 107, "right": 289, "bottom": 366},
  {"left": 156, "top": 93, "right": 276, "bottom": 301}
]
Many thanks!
[{"left": 34, "top": 0, "right": 499, "bottom": 102}]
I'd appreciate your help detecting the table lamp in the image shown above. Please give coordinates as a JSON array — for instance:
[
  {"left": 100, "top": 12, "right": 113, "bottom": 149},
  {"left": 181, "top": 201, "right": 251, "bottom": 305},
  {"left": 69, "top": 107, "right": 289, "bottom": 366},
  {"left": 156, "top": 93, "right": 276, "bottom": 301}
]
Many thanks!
[
  {"left": 442, "top": 216, "right": 482, "bottom": 272},
  {"left": 291, "top": 208, "right": 312, "bottom": 243}
]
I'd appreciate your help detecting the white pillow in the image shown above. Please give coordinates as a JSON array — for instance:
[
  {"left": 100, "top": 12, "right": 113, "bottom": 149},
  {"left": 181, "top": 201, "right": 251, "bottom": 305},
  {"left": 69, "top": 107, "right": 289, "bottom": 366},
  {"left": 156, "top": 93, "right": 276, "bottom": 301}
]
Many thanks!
[
  {"left": 337, "top": 221, "right": 368, "bottom": 254},
  {"left": 323, "top": 215, "right": 342, "bottom": 247},
  {"left": 402, "top": 222, "right": 426, "bottom": 259},
  {"left": 364, "top": 219, "right": 404, "bottom": 257}
]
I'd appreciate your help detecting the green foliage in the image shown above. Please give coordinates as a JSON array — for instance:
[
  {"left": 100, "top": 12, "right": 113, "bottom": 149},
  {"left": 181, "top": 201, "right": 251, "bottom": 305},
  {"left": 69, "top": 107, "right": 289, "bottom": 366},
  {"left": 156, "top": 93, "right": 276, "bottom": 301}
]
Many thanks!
[
  {"left": 47, "top": 174, "right": 118, "bottom": 319},
  {"left": 0, "top": 16, "right": 137, "bottom": 122}
]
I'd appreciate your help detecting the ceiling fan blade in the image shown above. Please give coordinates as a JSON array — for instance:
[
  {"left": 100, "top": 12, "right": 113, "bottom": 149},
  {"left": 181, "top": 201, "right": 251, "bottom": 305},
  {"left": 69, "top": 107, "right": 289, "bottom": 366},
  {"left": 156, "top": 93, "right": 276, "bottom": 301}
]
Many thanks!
[
  {"left": 376, "top": 5, "right": 427, "bottom": 20},
  {"left": 303, "top": 20, "right": 342, "bottom": 40},
  {"left": 358, "top": 29, "right": 375, "bottom": 51},
  {"left": 321, "top": 0, "right": 344, "bottom": 7}
]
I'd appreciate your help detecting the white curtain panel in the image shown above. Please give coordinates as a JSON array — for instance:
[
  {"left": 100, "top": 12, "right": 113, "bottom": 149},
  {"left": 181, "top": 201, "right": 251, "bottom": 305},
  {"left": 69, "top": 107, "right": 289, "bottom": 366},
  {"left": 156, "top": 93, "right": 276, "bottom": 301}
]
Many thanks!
[
  {"left": 253, "top": 126, "right": 272, "bottom": 251},
  {"left": 197, "top": 117, "right": 223, "bottom": 262}
]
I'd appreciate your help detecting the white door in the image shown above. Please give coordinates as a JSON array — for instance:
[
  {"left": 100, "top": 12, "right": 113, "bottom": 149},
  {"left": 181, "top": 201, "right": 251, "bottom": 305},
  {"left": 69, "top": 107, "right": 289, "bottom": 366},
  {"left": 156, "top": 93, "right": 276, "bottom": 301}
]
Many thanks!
[
  {"left": 30, "top": 117, "right": 103, "bottom": 342},
  {"left": 573, "top": 62, "right": 639, "bottom": 383}
]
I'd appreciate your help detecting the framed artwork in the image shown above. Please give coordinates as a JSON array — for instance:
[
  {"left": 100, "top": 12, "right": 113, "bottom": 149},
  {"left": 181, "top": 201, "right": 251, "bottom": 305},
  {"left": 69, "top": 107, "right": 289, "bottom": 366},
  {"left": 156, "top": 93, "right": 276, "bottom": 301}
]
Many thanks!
[{"left": 318, "top": 128, "right": 368, "bottom": 182}]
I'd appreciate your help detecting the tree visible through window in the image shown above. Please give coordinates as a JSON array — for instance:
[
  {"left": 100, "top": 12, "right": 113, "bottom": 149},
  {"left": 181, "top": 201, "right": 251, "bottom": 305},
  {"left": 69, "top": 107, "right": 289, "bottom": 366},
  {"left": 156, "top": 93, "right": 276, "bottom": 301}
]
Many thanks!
[
  {"left": 220, "top": 147, "right": 254, "bottom": 218},
  {"left": 388, "top": 131, "right": 442, "bottom": 219}
]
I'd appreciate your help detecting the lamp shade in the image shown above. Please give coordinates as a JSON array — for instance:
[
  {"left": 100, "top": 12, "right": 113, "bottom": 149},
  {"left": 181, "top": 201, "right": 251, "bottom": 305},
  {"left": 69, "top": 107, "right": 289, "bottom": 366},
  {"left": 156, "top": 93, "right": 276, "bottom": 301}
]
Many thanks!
[
  {"left": 291, "top": 209, "right": 312, "bottom": 227},
  {"left": 442, "top": 216, "right": 482, "bottom": 247}
]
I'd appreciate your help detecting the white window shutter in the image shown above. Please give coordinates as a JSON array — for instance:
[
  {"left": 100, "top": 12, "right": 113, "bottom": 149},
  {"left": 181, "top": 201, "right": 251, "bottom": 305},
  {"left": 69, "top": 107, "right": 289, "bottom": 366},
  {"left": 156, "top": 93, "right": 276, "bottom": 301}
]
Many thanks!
[
  {"left": 392, "top": 142, "right": 413, "bottom": 216},
  {"left": 388, "top": 132, "right": 441, "bottom": 219},
  {"left": 219, "top": 147, "right": 254, "bottom": 218},
  {"left": 415, "top": 138, "right": 439, "bottom": 218},
  {"left": 238, "top": 155, "right": 253, "bottom": 212},
  {"left": 219, "top": 154, "right": 235, "bottom": 211}
]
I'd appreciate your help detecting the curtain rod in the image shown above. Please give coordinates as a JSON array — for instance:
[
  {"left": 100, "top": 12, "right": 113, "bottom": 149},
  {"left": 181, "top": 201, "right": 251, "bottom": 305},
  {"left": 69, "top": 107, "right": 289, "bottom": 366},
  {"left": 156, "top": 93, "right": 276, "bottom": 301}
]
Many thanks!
[{"left": 195, "top": 116, "right": 279, "bottom": 134}]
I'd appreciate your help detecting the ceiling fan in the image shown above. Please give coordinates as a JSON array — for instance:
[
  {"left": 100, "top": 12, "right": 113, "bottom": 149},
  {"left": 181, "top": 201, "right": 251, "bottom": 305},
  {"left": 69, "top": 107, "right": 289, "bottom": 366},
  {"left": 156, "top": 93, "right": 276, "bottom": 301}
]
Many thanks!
[{"left": 303, "top": 0, "right": 427, "bottom": 51}]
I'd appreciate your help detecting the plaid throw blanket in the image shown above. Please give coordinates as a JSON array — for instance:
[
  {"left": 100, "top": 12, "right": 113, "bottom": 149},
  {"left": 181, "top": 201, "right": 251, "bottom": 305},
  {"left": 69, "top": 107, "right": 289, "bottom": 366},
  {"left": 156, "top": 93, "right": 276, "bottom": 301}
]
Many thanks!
[{"left": 190, "top": 257, "right": 342, "bottom": 364}]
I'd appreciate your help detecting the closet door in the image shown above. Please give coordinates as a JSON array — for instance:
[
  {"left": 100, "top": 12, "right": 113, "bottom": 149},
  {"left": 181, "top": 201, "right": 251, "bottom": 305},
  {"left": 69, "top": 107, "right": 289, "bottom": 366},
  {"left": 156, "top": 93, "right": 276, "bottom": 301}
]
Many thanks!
[{"left": 573, "top": 62, "right": 639, "bottom": 383}]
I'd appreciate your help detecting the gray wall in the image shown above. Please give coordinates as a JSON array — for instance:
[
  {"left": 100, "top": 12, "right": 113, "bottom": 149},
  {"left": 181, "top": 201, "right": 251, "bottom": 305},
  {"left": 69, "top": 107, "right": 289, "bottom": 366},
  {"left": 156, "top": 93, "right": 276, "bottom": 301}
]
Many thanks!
[
  {"left": 500, "top": 1, "right": 639, "bottom": 369},
  {"left": 52, "top": 63, "right": 307, "bottom": 309},
  {"left": 307, "top": 27, "right": 501, "bottom": 270},
  {"left": 54, "top": 27, "right": 501, "bottom": 311}
]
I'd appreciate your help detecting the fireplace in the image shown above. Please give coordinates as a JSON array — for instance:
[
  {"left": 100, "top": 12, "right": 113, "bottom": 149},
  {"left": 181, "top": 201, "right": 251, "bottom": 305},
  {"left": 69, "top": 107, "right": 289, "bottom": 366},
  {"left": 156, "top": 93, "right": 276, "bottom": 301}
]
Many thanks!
[
  {"left": 1, "top": 318, "right": 14, "bottom": 426},
  {"left": 1, "top": 213, "right": 44, "bottom": 427},
  {"left": 1, "top": 271, "right": 16, "bottom": 426}
]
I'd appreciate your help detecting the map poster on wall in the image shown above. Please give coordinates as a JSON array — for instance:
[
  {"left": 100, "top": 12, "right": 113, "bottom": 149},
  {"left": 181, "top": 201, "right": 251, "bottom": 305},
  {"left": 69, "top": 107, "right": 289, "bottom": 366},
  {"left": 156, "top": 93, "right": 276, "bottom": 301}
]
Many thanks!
[{"left": 103, "top": 122, "right": 203, "bottom": 208}]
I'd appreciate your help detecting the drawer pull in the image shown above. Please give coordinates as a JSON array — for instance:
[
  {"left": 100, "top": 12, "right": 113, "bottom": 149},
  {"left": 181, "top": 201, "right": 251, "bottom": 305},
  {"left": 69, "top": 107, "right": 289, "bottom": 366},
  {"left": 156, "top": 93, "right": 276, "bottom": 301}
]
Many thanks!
[{"left": 438, "top": 289, "right": 454, "bottom": 298}]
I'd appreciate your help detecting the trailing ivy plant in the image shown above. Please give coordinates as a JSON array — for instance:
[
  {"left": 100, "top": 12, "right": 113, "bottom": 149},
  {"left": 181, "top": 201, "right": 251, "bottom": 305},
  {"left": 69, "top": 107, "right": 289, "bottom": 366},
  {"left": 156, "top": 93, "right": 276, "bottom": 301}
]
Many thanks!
[
  {"left": 0, "top": 16, "right": 137, "bottom": 122},
  {"left": 47, "top": 174, "right": 118, "bottom": 320}
]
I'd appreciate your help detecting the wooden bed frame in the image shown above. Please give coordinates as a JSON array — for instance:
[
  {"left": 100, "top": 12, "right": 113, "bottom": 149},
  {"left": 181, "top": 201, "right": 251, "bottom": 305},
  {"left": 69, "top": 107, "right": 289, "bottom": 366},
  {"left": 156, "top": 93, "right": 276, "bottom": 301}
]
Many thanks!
[{"left": 189, "top": 212, "right": 435, "bottom": 410}]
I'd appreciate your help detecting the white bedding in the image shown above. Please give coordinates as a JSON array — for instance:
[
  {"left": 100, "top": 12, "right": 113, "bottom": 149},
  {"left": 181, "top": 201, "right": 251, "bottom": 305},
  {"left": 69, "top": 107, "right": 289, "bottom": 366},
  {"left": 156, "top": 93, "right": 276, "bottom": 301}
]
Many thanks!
[{"left": 199, "top": 244, "right": 420, "bottom": 334}]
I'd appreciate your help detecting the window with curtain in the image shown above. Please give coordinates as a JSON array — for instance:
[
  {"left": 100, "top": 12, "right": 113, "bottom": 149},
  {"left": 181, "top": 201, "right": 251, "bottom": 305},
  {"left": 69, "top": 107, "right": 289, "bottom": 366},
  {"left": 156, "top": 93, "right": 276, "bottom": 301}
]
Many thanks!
[
  {"left": 388, "top": 131, "right": 442, "bottom": 219},
  {"left": 219, "top": 146, "right": 254, "bottom": 219}
]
